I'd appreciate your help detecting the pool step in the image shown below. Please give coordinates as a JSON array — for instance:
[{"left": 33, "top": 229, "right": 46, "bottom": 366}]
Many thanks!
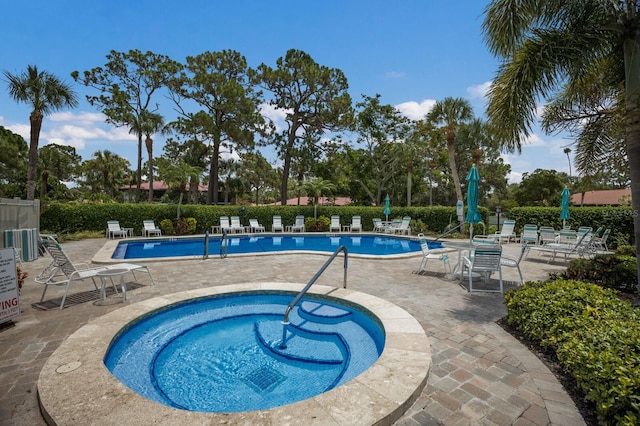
[
  {"left": 298, "top": 301, "right": 352, "bottom": 324},
  {"left": 254, "top": 320, "right": 346, "bottom": 365}
]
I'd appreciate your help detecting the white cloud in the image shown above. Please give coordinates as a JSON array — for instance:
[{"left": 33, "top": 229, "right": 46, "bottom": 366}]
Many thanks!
[
  {"left": 395, "top": 99, "right": 436, "bottom": 120},
  {"left": 507, "top": 171, "right": 523, "bottom": 184},
  {"left": 259, "top": 102, "right": 289, "bottom": 133},
  {"left": 385, "top": 71, "right": 405, "bottom": 79},
  {"left": 467, "top": 81, "right": 491, "bottom": 99},
  {"left": 523, "top": 133, "right": 546, "bottom": 147}
]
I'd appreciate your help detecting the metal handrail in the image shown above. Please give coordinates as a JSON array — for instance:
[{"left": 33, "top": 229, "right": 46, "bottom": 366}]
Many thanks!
[
  {"left": 219, "top": 229, "right": 228, "bottom": 259},
  {"left": 281, "top": 245, "right": 348, "bottom": 326},
  {"left": 433, "top": 221, "right": 467, "bottom": 242}
]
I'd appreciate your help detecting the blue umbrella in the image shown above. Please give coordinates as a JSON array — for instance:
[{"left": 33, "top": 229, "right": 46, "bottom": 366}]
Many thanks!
[
  {"left": 466, "top": 166, "right": 482, "bottom": 240},
  {"left": 383, "top": 194, "right": 391, "bottom": 221},
  {"left": 561, "top": 186, "right": 570, "bottom": 228}
]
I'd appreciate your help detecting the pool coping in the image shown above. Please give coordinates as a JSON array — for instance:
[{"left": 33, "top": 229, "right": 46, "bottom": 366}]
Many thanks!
[
  {"left": 37, "top": 283, "right": 431, "bottom": 426},
  {"left": 92, "top": 232, "right": 424, "bottom": 264}
]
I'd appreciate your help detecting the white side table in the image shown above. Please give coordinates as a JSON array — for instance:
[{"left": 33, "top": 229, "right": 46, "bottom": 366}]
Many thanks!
[{"left": 96, "top": 268, "right": 130, "bottom": 304}]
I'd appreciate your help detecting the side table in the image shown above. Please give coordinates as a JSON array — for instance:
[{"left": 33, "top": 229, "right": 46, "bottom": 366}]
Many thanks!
[{"left": 95, "top": 268, "right": 131, "bottom": 305}]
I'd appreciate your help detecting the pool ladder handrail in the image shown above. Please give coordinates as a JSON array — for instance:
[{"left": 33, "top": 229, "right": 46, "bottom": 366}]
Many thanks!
[
  {"left": 282, "top": 245, "right": 348, "bottom": 325},
  {"left": 219, "top": 229, "right": 228, "bottom": 259}
]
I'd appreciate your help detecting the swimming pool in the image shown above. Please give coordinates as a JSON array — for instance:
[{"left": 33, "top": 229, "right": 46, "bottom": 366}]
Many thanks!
[
  {"left": 38, "top": 283, "right": 431, "bottom": 425},
  {"left": 104, "top": 292, "right": 385, "bottom": 412},
  {"left": 111, "top": 234, "right": 438, "bottom": 260}
]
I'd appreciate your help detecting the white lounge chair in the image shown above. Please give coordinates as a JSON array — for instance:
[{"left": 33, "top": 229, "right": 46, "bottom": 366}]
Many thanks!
[
  {"left": 372, "top": 218, "right": 385, "bottom": 233},
  {"left": 230, "top": 216, "right": 245, "bottom": 233},
  {"left": 106, "top": 221, "right": 128, "bottom": 239},
  {"left": 519, "top": 224, "right": 538, "bottom": 246},
  {"left": 219, "top": 216, "right": 232, "bottom": 234},
  {"left": 142, "top": 220, "right": 161, "bottom": 237},
  {"left": 35, "top": 240, "right": 155, "bottom": 310},
  {"left": 528, "top": 231, "right": 590, "bottom": 262},
  {"left": 461, "top": 245, "right": 503, "bottom": 293},
  {"left": 329, "top": 215, "right": 341, "bottom": 232},
  {"left": 492, "top": 219, "right": 516, "bottom": 243},
  {"left": 272, "top": 216, "right": 284, "bottom": 232},
  {"left": 500, "top": 243, "right": 527, "bottom": 285},
  {"left": 592, "top": 228, "right": 611, "bottom": 252},
  {"left": 392, "top": 216, "right": 411, "bottom": 235},
  {"left": 249, "top": 219, "right": 265, "bottom": 232},
  {"left": 538, "top": 227, "right": 557, "bottom": 245},
  {"left": 291, "top": 215, "right": 305, "bottom": 232},
  {"left": 415, "top": 233, "right": 451, "bottom": 275},
  {"left": 349, "top": 216, "right": 362, "bottom": 232}
]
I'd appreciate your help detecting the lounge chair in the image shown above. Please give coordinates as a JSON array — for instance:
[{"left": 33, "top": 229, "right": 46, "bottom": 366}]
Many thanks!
[
  {"left": 461, "top": 245, "right": 503, "bottom": 293},
  {"left": 291, "top": 215, "right": 305, "bottom": 232},
  {"left": 528, "top": 230, "right": 590, "bottom": 262},
  {"left": 392, "top": 216, "right": 411, "bottom": 235},
  {"left": 230, "top": 216, "right": 245, "bottom": 233},
  {"left": 106, "top": 221, "right": 128, "bottom": 239},
  {"left": 35, "top": 240, "right": 155, "bottom": 310},
  {"left": 329, "top": 215, "right": 341, "bottom": 232},
  {"left": 491, "top": 219, "right": 516, "bottom": 243},
  {"left": 372, "top": 218, "right": 385, "bottom": 233},
  {"left": 519, "top": 224, "right": 538, "bottom": 246},
  {"left": 249, "top": 219, "right": 265, "bottom": 232},
  {"left": 272, "top": 216, "right": 284, "bottom": 232},
  {"left": 592, "top": 228, "right": 611, "bottom": 252},
  {"left": 219, "top": 216, "right": 232, "bottom": 234},
  {"left": 415, "top": 233, "right": 451, "bottom": 275},
  {"left": 142, "top": 220, "right": 161, "bottom": 237},
  {"left": 538, "top": 227, "right": 557, "bottom": 245},
  {"left": 349, "top": 216, "right": 362, "bottom": 232}
]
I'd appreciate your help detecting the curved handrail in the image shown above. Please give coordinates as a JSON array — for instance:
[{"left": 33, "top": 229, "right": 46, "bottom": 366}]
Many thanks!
[
  {"left": 282, "top": 245, "right": 348, "bottom": 325},
  {"left": 219, "top": 229, "right": 228, "bottom": 259}
]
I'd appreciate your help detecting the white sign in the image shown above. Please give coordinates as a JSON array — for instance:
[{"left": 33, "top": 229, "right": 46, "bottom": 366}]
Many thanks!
[{"left": 0, "top": 248, "right": 20, "bottom": 323}]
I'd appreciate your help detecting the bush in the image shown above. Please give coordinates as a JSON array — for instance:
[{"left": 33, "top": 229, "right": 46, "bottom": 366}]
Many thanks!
[
  {"left": 505, "top": 280, "right": 640, "bottom": 424},
  {"left": 554, "top": 254, "right": 638, "bottom": 293},
  {"left": 160, "top": 219, "right": 174, "bottom": 235},
  {"left": 616, "top": 245, "right": 637, "bottom": 257}
]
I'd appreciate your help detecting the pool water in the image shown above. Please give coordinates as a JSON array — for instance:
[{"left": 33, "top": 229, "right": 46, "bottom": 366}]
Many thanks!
[
  {"left": 104, "top": 292, "right": 385, "bottom": 412},
  {"left": 112, "top": 235, "right": 441, "bottom": 259}
]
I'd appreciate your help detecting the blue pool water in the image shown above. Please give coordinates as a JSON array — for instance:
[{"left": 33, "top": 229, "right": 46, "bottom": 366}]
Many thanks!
[
  {"left": 104, "top": 292, "right": 385, "bottom": 412},
  {"left": 112, "top": 235, "right": 441, "bottom": 259}
]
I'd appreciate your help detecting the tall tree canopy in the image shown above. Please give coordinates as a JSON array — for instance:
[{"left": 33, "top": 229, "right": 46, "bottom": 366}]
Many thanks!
[
  {"left": 169, "top": 50, "right": 263, "bottom": 204},
  {"left": 482, "top": 0, "right": 640, "bottom": 289},
  {"left": 72, "top": 50, "right": 182, "bottom": 199},
  {"left": 253, "top": 49, "right": 353, "bottom": 205},
  {"left": 3, "top": 65, "right": 78, "bottom": 200}
]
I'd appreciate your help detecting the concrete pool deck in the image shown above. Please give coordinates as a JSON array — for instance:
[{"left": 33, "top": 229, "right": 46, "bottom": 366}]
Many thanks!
[{"left": 0, "top": 237, "right": 586, "bottom": 425}]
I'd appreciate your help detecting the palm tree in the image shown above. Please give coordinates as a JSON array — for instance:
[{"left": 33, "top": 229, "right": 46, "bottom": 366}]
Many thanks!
[
  {"left": 87, "top": 150, "right": 130, "bottom": 198},
  {"left": 302, "top": 177, "right": 337, "bottom": 221},
  {"left": 130, "top": 111, "right": 167, "bottom": 203},
  {"left": 482, "top": 0, "right": 640, "bottom": 290},
  {"left": 426, "top": 97, "right": 473, "bottom": 203},
  {"left": 564, "top": 148, "right": 572, "bottom": 177},
  {"left": 3, "top": 65, "right": 78, "bottom": 200}
]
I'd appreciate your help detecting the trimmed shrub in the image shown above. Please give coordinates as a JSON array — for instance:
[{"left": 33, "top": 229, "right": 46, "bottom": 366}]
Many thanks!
[
  {"left": 505, "top": 280, "right": 640, "bottom": 424},
  {"left": 554, "top": 254, "right": 638, "bottom": 293}
]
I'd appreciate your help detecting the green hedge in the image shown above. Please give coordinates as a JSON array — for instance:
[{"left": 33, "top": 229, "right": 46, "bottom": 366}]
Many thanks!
[
  {"left": 505, "top": 280, "right": 640, "bottom": 424},
  {"left": 508, "top": 206, "right": 635, "bottom": 247},
  {"left": 39, "top": 202, "right": 487, "bottom": 236}
]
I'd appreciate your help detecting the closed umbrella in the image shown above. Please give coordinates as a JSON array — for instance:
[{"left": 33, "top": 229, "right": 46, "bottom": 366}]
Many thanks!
[
  {"left": 561, "top": 186, "right": 571, "bottom": 228},
  {"left": 465, "top": 166, "right": 482, "bottom": 241},
  {"left": 383, "top": 194, "right": 391, "bottom": 222}
]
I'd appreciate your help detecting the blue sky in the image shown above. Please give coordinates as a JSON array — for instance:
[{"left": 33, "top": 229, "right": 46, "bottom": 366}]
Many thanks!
[{"left": 0, "top": 0, "right": 573, "bottom": 184}]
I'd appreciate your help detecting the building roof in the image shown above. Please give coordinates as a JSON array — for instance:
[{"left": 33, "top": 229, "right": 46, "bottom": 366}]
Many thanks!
[
  {"left": 570, "top": 189, "right": 631, "bottom": 206},
  {"left": 266, "top": 197, "right": 353, "bottom": 206},
  {"left": 121, "top": 181, "right": 208, "bottom": 192}
]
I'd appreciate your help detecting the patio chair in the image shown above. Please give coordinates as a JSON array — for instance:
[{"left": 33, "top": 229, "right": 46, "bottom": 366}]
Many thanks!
[
  {"left": 372, "top": 218, "right": 385, "bottom": 233},
  {"left": 291, "top": 215, "right": 305, "bottom": 232},
  {"left": 349, "top": 216, "right": 362, "bottom": 232},
  {"left": 249, "top": 218, "right": 265, "bottom": 232},
  {"left": 14, "top": 247, "right": 24, "bottom": 269},
  {"left": 329, "top": 215, "right": 341, "bottom": 232},
  {"left": 391, "top": 216, "right": 411, "bottom": 235},
  {"left": 461, "top": 245, "right": 503, "bottom": 293},
  {"left": 538, "top": 227, "right": 557, "bottom": 245},
  {"left": 491, "top": 219, "right": 516, "bottom": 243},
  {"left": 106, "top": 221, "right": 128, "bottom": 239},
  {"left": 272, "top": 216, "right": 284, "bottom": 232},
  {"left": 592, "top": 228, "right": 611, "bottom": 252},
  {"left": 500, "top": 243, "right": 527, "bottom": 285},
  {"left": 219, "top": 216, "right": 232, "bottom": 234},
  {"left": 35, "top": 240, "right": 155, "bottom": 310},
  {"left": 415, "top": 233, "right": 451, "bottom": 275},
  {"left": 142, "top": 220, "right": 161, "bottom": 237},
  {"left": 230, "top": 216, "right": 245, "bottom": 233},
  {"left": 519, "top": 224, "right": 538, "bottom": 246}
]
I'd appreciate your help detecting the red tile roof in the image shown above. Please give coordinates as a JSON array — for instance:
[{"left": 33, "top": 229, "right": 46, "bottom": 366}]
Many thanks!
[
  {"left": 266, "top": 197, "right": 352, "bottom": 206},
  {"left": 570, "top": 189, "right": 631, "bottom": 206}
]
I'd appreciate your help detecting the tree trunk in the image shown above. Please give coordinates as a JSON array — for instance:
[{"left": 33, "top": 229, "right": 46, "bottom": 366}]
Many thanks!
[
  {"left": 40, "top": 170, "right": 49, "bottom": 199},
  {"left": 136, "top": 133, "right": 143, "bottom": 201},
  {"left": 146, "top": 136, "right": 154, "bottom": 203},
  {"left": 280, "top": 137, "right": 295, "bottom": 205},
  {"left": 27, "top": 110, "right": 43, "bottom": 200},
  {"left": 207, "top": 136, "right": 221, "bottom": 205},
  {"left": 407, "top": 159, "right": 412, "bottom": 207},
  {"left": 446, "top": 138, "right": 463, "bottom": 202}
]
